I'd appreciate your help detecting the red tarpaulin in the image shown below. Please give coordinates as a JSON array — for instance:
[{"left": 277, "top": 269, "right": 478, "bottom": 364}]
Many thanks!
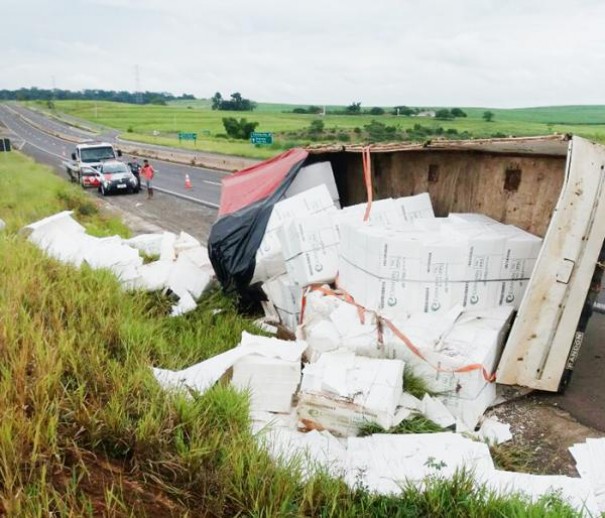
[{"left": 218, "top": 148, "right": 309, "bottom": 217}]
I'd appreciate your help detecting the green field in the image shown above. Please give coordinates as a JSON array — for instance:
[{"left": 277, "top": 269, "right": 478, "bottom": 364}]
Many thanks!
[{"left": 28, "top": 100, "right": 605, "bottom": 159}]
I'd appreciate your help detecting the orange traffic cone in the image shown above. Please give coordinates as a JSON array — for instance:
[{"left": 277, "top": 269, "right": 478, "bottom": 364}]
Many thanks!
[{"left": 185, "top": 174, "right": 192, "bottom": 189}]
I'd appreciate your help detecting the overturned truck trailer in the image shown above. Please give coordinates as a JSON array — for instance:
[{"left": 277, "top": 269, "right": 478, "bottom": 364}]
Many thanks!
[{"left": 209, "top": 135, "right": 605, "bottom": 393}]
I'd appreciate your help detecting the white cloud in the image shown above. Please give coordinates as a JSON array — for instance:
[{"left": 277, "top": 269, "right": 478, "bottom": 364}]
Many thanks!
[{"left": 1, "top": 0, "right": 605, "bottom": 106}]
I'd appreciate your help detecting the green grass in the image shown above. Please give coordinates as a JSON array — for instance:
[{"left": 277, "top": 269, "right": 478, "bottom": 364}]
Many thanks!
[
  {"left": 25, "top": 99, "right": 605, "bottom": 160},
  {"left": 0, "top": 150, "right": 585, "bottom": 515}
]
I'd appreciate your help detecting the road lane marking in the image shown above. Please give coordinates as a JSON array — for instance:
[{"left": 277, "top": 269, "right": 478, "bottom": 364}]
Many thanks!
[{"left": 203, "top": 179, "right": 222, "bottom": 186}]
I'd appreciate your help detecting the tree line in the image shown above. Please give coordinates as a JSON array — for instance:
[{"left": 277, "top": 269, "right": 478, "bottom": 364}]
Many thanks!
[{"left": 0, "top": 87, "right": 195, "bottom": 105}]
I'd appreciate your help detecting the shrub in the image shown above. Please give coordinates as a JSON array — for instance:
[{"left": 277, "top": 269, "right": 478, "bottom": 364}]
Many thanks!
[{"left": 222, "top": 117, "right": 259, "bottom": 140}]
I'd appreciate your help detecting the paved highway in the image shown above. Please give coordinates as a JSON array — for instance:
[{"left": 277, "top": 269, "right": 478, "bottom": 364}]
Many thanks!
[{"left": 0, "top": 103, "right": 224, "bottom": 209}]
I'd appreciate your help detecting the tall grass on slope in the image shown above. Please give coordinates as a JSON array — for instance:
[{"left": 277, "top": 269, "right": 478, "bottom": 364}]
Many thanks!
[{"left": 0, "top": 152, "right": 583, "bottom": 516}]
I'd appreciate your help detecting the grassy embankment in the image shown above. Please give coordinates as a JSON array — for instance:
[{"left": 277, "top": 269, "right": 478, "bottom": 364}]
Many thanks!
[
  {"left": 28, "top": 100, "right": 605, "bottom": 160},
  {"left": 0, "top": 151, "right": 582, "bottom": 516}
]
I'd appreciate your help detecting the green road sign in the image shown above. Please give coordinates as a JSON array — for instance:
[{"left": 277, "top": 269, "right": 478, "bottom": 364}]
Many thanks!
[
  {"left": 250, "top": 132, "right": 273, "bottom": 145},
  {"left": 178, "top": 132, "right": 197, "bottom": 141}
]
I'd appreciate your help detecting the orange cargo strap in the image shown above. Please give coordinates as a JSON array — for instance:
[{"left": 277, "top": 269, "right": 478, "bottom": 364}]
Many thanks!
[
  {"left": 300, "top": 285, "right": 496, "bottom": 383},
  {"left": 381, "top": 318, "right": 496, "bottom": 382}
]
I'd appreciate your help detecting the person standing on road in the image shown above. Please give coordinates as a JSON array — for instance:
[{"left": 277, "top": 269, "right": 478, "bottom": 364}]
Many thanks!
[
  {"left": 141, "top": 159, "right": 155, "bottom": 199},
  {"left": 128, "top": 156, "right": 142, "bottom": 191}
]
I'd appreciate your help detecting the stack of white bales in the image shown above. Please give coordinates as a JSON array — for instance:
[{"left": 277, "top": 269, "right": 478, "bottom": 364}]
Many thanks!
[
  {"left": 255, "top": 160, "right": 436, "bottom": 330},
  {"left": 338, "top": 214, "right": 542, "bottom": 318}
]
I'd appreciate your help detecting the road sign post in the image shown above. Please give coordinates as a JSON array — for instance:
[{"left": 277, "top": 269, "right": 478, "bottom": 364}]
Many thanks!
[
  {"left": 250, "top": 132, "right": 273, "bottom": 145},
  {"left": 178, "top": 132, "right": 197, "bottom": 144}
]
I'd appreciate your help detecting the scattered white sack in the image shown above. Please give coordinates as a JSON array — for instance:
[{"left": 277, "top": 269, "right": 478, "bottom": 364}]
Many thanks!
[
  {"left": 570, "top": 437, "right": 605, "bottom": 513},
  {"left": 0, "top": 218, "right": 6, "bottom": 231},
  {"left": 167, "top": 254, "right": 212, "bottom": 300},
  {"left": 170, "top": 289, "right": 197, "bottom": 317},
  {"left": 477, "top": 469, "right": 599, "bottom": 517},
  {"left": 159, "top": 231, "right": 177, "bottom": 261},
  {"left": 345, "top": 432, "right": 494, "bottom": 495},
  {"left": 259, "top": 427, "right": 347, "bottom": 479},
  {"left": 252, "top": 319, "right": 278, "bottom": 335},
  {"left": 173, "top": 231, "right": 202, "bottom": 256},
  {"left": 420, "top": 394, "right": 456, "bottom": 429},
  {"left": 441, "top": 382, "right": 498, "bottom": 432},
  {"left": 123, "top": 233, "right": 166, "bottom": 257},
  {"left": 153, "top": 332, "right": 307, "bottom": 395},
  {"left": 474, "top": 417, "right": 512, "bottom": 445},
  {"left": 297, "top": 350, "right": 405, "bottom": 435},
  {"left": 126, "top": 260, "right": 174, "bottom": 291},
  {"left": 83, "top": 236, "right": 143, "bottom": 274}
]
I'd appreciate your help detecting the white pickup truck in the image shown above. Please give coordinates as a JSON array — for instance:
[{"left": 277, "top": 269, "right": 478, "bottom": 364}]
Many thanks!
[{"left": 63, "top": 141, "right": 122, "bottom": 186}]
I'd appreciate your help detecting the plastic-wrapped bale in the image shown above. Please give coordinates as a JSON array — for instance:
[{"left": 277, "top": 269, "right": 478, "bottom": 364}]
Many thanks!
[
  {"left": 253, "top": 184, "right": 336, "bottom": 283},
  {"left": 262, "top": 274, "right": 303, "bottom": 332},
  {"left": 278, "top": 209, "right": 340, "bottom": 286},
  {"left": 298, "top": 289, "right": 382, "bottom": 362},
  {"left": 297, "top": 350, "right": 405, "bottom": 436}
]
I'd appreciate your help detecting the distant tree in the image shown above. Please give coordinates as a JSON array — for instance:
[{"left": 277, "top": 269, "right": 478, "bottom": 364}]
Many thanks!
[
  {"left": 211, "top": 92, "right": 223, "bottom": 110},
  {"left": 307, "top": 119, "right": 325, "bottom": 136},
  {"left": 222, "top": 117, "right": 259, "bottom": 139},
  {"left": 346, "top": 102, "right": 362, "bottom": 114},
  {"left": 369, "top": 107, "right": 385, "bottom": 115},
  {"left": 451, "top": 108, "right": 467, "bottom": 118},
  {"left": 483, "top": 110, "right": 495, "bottom": 122},
  {"left": 364, "top": 120, "right": 398, "bottom": 142},
  {"left": 435, "top": 109, "right": 454, "bottom": 120},
  {"left": 292, "top": 108, "right": 307, "bottom": 114},
  {"left": 392, "top": 105, "right": 415, "bottom": 116},
  {"left": 308, "top": 105, "right": 323, "bottom": 114}
]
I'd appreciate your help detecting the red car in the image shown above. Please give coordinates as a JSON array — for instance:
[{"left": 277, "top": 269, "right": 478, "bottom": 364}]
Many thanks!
[{"left": 80, "top": 166, "right": 101, "bottom": 189}]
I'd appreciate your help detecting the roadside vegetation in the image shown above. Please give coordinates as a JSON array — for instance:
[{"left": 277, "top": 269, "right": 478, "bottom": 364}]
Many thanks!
[
  {"left": 24, "top": 99, "right": 605, "bottom": 160},
  {"left": 0, "top": 151, "right": 583, "bottom": 516}
]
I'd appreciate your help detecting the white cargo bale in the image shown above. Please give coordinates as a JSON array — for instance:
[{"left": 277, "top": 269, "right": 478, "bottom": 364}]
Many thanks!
[
  {"left": 153, "top": 332, "right": 307, "bottom": 394},
  {"left": 298, "top": 290, "right": 383, "bottom": 362},
  {"left": 396, "top": 192, "right": 435, "bottom": 222},
  {"left": 232, "top": 355, "right": 301, "bottom": 413},
  {"left": 253, "top": 185, "right": 336, "bottom": 283},
  {"left": 285, "top": 161, "right": 340, "bottom": 207},
  {"left": 387, "top": 306, "right": 513, "bottom": 403},
  {"left": 278, "top": 210, "right": 340, "bottom": 286},
  {"left": 334, "top": 198, "right": 406, "bottom": 234},
  {"left": 448, "top": 213, "right": 501, "bottom": 226},
  {"left": 297, "top": 350, "right": 405, "bottom": 436},
  {"left": 262, "top": 274, "right": 303, "bottom": 332}
]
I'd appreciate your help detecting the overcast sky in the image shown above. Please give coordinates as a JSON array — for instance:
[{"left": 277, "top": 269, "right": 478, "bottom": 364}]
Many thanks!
[{"left": 2, "top": 0, "right": 604, "bottom": 107}]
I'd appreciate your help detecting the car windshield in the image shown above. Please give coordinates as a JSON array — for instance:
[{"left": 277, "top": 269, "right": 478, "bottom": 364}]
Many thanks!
[
  {"left": 80, "top": 146, "right": 115, "bottom": 163},
  {"left": 102, "top": 162, "right": 128, "bottom": 174}
]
